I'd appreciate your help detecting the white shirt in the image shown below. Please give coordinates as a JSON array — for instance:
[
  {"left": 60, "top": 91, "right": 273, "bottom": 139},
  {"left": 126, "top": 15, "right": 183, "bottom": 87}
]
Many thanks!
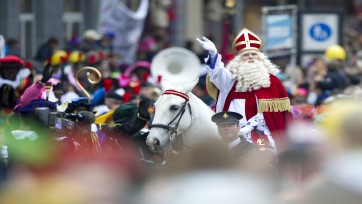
[{"left": 227, "top": 138, "right": 241, "bottom": 149}]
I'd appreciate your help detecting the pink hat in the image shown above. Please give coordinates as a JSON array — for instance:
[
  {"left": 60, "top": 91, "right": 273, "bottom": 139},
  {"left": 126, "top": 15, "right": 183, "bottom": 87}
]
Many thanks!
[
  {"left": 123, "top": 61, "right": 151, "bottom": 78},
  {"left": 118, "top": 74, "right": 131, "bottom": 88}
]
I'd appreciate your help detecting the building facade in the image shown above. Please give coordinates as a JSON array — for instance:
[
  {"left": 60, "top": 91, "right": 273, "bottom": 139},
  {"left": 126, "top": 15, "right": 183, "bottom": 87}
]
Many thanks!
[
  {"left": 0, "top": 0, "right": 356, "bottom": 60},
  {"left": 0, "top": 0, "right": 99, "bottom": 59}
]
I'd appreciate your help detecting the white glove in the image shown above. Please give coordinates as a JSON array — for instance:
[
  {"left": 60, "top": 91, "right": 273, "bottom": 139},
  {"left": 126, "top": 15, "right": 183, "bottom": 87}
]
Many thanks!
[
  {"left": 239, "top": 125, "right": 254, "bottom": 136},
  {"left": 196, "top": 36, "right": 218, "bottom": 58}
]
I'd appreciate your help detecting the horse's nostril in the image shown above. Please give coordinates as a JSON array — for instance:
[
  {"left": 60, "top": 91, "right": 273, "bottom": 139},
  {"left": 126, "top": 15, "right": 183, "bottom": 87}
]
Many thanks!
[{"left": 153, "top": 138, "right": 160, "bottom": 146}]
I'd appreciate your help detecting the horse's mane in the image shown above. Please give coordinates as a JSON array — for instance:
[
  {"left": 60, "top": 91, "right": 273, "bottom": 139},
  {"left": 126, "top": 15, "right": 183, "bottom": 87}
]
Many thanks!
[{"left": 187, "top": 92, "right": 215, "bottom": 116}]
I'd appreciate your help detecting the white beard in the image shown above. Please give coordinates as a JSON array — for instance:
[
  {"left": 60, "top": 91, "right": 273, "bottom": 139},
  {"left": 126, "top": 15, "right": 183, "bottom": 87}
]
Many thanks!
[{"left": 226, "top": 59, "right": 271, "bottom": 92}]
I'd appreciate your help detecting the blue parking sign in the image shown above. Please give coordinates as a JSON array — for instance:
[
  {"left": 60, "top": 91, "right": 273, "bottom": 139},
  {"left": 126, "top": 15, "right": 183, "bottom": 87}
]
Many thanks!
[{"left": 309, "top": 23, "right": 331, "bottom": 41}]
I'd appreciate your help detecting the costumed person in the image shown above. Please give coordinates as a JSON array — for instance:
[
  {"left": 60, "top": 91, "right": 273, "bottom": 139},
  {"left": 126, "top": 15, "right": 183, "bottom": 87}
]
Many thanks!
[
  {"left": 111, "top": 98, "right": 150, "bottom": 136},
  {"left": 50, "top": 50, "right": 69, "bottom": 81},
  {"left": 96, "top": 98, "right": 152, "bottom": 162},
  {"left": 64, "top": 97, "right": 92, "bottom": 113},
  {"left": 14, "top": 62, "right": 64, "bottom": 112},
  {"left": 0, "top": 55, "right": 32, "bottom": 114},
  {"left": 197, "top": 28, "right": 291, "bottom": 151}
]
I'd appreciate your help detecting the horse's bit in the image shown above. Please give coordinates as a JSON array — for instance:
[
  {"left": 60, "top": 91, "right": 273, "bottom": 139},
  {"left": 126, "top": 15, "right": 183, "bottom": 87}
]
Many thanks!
[{"left": 149, "top": 89, "right": 192, "bottom": 150}]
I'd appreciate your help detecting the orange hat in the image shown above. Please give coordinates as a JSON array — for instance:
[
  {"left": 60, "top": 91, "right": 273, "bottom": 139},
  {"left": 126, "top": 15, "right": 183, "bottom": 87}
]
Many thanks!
[{"left": 232, "top": 28, "right": 262, "bottom": 53}]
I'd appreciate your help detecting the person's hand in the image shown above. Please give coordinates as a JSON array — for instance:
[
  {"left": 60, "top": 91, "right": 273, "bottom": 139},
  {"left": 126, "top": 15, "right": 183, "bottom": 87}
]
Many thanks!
[
  {"left": 239, "top": 125, "right": 254, "bottom": 136},
  {"left": 196, "top": 36, "right": 218, "bottom": 58},
  {"left": 41, "top": 62, "right": 53, "bottom": 83},
  {"left": 138, "top": 98, "right": 151, "bottom": 120}
]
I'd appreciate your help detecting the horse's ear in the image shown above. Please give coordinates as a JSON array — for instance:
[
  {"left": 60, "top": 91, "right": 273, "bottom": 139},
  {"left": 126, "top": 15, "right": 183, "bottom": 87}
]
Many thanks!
[
  {"left": 180, "top": 78, "right": 199, "bottom": 94},
  {"left": 161, "top": 79, "right": 173, "bottom": 91}
]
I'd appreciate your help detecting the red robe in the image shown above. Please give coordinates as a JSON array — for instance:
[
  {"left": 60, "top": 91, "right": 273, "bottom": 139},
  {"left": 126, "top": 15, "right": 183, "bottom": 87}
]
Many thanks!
[{"left": 221, "top": 74, "right": 291, "bottom": 148}]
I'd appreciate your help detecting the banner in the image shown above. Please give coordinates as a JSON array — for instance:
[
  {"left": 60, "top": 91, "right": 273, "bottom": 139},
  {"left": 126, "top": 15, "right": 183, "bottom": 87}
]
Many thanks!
[
  {"left": 262, "top": 5, "right": 297, "bottom": 58},
  {"left": 262, "top": 5, "right": 297, "bottom": 89},
  {"left": 265, "top": 14, "right": 293, "bottom": 50},
  {"left": 98, "top": 0, "right": 149, "bottom": 64}
]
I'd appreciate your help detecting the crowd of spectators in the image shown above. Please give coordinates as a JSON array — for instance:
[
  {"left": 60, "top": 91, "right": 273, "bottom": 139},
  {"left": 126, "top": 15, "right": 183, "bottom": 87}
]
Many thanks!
[{"left": 1, "top": 5, "right": 362, "bottom": 203}]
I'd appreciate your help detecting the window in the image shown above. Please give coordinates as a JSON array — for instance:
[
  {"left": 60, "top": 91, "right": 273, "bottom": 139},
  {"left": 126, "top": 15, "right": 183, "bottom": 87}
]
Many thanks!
[
  {"left": 19, "top": 0, "right": 36, "bottom": 59},
  {"left": 63, "top": 0, "right": 84, "bottom": 42},
  {"left": 64, "top": 0, "right": 81, "bottom": 12},
  {"left": 20, "top": 0, "right": 33, "bottom": 13},
  {"left": 63, "top": 12, "right": 83, "bottom": 42}
]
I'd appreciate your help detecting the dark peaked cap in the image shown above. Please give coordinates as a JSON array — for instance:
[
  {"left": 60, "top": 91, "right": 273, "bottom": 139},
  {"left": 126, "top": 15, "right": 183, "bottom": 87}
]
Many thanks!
[
  {"left": 211, "top": 111, "right": 243, "bottom": 125},
  {"left": 113, "top": 102, "right": 138, "bottom": 124}
]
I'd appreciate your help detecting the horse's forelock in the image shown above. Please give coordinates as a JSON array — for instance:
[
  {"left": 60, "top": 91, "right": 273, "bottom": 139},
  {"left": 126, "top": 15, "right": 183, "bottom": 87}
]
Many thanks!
[{"left": 153, "top": 93, "right": 186, "bottom": 120}]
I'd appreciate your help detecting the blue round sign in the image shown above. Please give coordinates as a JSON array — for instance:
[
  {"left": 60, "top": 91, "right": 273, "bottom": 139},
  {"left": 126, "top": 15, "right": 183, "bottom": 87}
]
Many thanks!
[{"left": 309, "top": 23, "right": 331, "bottom": 41}]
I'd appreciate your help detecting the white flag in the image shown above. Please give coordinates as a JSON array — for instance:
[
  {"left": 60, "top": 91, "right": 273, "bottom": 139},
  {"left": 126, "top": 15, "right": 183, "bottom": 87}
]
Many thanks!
[{"left": 98, "top": 0, "right": 149, "bottom": 64}]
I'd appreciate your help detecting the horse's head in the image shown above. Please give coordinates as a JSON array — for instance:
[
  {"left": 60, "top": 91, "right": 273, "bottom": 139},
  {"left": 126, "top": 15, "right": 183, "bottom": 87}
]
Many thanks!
[{"left": 147, "top": 78, "right": 199, "bottom": 153}]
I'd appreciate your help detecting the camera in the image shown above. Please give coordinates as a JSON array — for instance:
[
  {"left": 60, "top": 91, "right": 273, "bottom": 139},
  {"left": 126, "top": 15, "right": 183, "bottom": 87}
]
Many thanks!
[
  {"left": 34, "top": 107, "right": 75, "bottom": 130},
  {"left": 34, "top": 107, "right": 95, "bottom": 130}
]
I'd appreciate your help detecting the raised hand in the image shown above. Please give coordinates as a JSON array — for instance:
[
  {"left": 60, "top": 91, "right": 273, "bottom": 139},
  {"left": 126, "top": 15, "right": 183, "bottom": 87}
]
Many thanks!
[
  {"left": 196, "top": 36, "right": 218, "bottom": 58},
  {"left": 138, "top": 98, "right": 151, "bottom": 120},
  {"left": 41, "top": 62, "right": 53, "bottom": 83}
]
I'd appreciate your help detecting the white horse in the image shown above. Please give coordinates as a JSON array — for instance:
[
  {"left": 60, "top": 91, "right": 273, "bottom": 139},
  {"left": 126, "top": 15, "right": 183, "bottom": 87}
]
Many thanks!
[{"left": 146, "top": 78, "right": 221, "bottom": 153}]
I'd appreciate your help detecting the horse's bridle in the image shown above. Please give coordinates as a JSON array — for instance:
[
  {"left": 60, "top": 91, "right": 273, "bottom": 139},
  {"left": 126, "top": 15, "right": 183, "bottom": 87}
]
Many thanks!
[{"left": 149, "top": 89, "right": 192, "bottom": 150}]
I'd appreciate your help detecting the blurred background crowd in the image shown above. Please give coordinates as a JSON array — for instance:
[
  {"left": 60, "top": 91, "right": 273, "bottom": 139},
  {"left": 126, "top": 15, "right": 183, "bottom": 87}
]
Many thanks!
[{"left": 1, "top": 0, "right": 362, "bottom": 203}]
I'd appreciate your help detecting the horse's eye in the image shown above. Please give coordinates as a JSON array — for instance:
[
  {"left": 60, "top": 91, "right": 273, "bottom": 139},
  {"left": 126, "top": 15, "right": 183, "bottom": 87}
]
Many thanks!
[{"left": 170, "top": 105, "right": 179, "bottom": 111}]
